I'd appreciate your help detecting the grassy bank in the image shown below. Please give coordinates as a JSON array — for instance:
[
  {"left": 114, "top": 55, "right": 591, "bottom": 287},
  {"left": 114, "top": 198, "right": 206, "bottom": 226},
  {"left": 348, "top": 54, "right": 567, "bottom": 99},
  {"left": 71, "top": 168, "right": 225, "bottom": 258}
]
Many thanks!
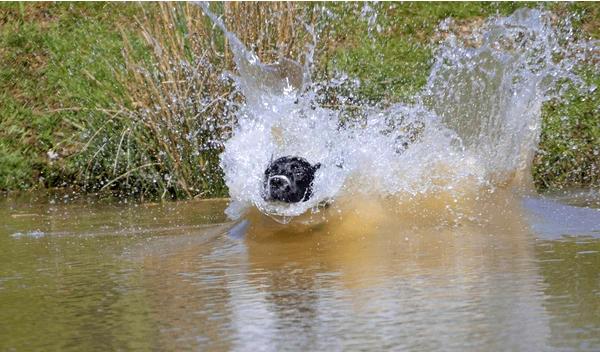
[
  {"left": 0, "top": 3, "right": 136, "bottom": 190},
  {"left": 1, "top": 2, "right": 598, "bottom": 199}
]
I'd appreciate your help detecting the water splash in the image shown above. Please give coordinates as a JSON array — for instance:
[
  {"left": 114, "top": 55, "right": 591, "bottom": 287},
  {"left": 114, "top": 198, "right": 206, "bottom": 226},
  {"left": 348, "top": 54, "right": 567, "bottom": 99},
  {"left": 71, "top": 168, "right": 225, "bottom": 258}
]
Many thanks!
[
  {"left": 11, "top": 230, "right": 46, "bottom": 239},
  {"left": 198, "top": 2, "right": 307, "bottom": 106},
  {"left": 422, "top": 9, "right": 592, "bottom": 187},
  {"left": 199, "top": 4, "right": 596, "bottom": 221}
]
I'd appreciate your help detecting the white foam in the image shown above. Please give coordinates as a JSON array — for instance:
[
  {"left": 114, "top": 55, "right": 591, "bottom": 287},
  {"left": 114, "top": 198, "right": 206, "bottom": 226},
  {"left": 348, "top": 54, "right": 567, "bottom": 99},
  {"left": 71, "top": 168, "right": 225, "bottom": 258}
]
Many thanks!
[{"left": 198, "top": 4, "right": 596, "bottom": 220}]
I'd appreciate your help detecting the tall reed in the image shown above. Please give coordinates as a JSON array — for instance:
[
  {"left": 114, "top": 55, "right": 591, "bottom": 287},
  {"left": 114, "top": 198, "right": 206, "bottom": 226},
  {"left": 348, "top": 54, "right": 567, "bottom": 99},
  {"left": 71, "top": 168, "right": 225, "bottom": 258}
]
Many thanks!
[{"left": 77, "top": 2, "right": 313, "bottom": 199}]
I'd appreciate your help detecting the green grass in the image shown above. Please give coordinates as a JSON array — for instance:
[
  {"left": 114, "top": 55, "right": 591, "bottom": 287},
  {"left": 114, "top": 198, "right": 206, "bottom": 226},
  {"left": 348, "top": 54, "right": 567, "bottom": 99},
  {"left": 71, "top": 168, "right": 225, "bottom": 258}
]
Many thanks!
[
  {"left": 534, "top": 67, "right": 600, "bottom": 189},
  {"left": 318, "top": 2, "right": 537, "bottom": 102},
  {"left": 0, "top": 2, "right": 598, "bottom": 197},
  {"left": 0, "top": 3, "right": 138, "bottom": 190}
]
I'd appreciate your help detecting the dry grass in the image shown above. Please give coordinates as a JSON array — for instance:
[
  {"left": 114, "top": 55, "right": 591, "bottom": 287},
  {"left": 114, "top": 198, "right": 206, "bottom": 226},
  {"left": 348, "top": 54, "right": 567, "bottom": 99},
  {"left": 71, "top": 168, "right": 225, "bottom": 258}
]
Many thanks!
[
  {"left": 79, "top": 2, "right": 315, "bottom": 199},
  {"left": 221, "top": 2, "right": 313, "bottom": 66}
]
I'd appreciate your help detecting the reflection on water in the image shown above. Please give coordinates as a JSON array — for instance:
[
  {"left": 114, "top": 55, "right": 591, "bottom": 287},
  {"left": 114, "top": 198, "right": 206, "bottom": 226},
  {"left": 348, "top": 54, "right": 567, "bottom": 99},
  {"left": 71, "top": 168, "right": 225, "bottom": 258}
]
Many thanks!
[{"left": 1, "top": 190, "right": 599, "bottom": 351}]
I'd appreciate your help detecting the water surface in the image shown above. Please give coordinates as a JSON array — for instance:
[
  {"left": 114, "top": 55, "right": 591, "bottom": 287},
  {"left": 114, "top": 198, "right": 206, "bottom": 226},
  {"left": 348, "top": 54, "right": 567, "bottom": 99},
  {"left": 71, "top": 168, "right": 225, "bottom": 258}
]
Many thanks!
[{"left": 1, "top": 190, "right": 599, "bottom": 351}]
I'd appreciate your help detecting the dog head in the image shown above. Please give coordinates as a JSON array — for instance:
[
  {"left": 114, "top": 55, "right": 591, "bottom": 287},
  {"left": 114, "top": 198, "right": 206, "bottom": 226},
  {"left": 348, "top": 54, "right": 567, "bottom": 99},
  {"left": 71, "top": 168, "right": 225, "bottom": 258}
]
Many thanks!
[{"left": 263, "top": 156, "right": 321, "bottom": 203}]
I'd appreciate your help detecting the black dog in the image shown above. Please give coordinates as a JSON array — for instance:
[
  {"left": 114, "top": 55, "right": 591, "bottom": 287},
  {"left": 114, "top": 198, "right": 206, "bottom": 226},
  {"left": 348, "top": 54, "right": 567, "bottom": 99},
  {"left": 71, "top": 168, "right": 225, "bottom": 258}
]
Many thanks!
[{"left": 263, "top": 156, "right": 321, "bottom": 203}]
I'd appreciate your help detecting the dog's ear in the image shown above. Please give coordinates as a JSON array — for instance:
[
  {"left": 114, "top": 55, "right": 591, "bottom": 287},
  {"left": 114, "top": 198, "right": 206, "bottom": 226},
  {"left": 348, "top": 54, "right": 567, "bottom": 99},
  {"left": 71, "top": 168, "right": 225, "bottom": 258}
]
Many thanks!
[{"left": 313, "top": 163, "right": 321, "bottom": 171}]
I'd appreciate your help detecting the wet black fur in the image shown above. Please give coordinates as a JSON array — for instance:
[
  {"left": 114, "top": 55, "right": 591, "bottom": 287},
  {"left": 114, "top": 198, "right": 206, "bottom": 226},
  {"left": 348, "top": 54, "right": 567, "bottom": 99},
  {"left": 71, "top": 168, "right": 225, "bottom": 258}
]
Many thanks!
[{"left": 263, "top": 156, "right": 321, "bottom": 203}]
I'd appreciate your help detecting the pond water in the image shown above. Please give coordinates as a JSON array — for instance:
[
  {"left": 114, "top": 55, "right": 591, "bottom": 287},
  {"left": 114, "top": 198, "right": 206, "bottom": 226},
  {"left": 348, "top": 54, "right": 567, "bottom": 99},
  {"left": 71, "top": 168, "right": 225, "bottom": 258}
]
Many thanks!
[{"left": 1, "top": 190, "right": 599, "bottom": 351}]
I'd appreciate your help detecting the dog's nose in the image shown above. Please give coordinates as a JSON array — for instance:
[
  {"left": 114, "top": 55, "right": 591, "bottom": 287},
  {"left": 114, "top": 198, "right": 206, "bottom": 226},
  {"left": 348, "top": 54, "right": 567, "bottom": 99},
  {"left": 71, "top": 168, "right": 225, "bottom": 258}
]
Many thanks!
[{"left": 268, "top": 175, "right": 290, "bottom": 190}]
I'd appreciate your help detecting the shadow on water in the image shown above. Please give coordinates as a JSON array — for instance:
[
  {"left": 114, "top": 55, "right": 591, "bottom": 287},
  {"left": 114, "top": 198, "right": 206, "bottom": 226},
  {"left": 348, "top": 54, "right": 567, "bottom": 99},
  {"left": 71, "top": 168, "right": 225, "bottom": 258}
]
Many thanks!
[{"left": 3, "top": 189, "right": 598, "bottom": 350}]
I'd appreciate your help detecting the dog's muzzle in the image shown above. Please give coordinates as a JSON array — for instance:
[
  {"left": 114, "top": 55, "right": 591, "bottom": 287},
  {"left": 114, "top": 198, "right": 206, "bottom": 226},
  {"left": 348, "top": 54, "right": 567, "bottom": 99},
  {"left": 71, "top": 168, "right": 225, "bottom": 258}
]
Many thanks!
[{"left": 266, "top": 175, "right": 291, "bottom": 200}]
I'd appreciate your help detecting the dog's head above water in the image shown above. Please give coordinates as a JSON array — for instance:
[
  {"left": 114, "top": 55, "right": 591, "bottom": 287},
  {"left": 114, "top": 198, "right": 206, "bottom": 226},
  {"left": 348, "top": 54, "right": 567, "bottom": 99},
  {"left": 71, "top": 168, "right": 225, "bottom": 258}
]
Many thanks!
[{"left": 263, "top": 156, "right": 321, "bottom": 203}]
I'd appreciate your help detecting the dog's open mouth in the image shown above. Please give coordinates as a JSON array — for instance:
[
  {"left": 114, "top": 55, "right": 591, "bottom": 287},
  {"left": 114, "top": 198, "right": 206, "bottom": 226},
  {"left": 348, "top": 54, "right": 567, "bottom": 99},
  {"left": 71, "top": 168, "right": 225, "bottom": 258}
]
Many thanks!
[{"left": 262, "top": 156, "right": 320, "bottom": 203}]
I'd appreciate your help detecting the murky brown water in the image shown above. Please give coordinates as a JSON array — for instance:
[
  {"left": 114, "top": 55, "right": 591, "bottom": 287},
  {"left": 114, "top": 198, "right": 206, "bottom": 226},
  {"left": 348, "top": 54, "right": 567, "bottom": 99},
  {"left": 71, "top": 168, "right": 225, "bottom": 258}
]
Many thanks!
[{"left": 1, "top": 190, "right": 599, "bottom": 351}]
